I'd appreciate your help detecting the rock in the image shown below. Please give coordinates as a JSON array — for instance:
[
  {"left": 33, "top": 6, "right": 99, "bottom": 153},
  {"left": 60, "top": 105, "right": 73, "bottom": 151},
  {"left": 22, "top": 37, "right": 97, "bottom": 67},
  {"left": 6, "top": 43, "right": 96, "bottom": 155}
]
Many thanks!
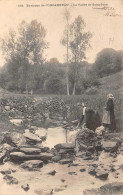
[
  {"left": 10, "top": 152, "right": 54, "bottom": 162},
  {"left": 80, "top": 167, "right": 86, "bottom": 172},
  {"left": 68, "top": 171, "right": 77, "bottom": 175},
  {"left": 3, "top": 175, "right": 18, "bottom": 184},
  {"left": 20, "top": 160, "right": 43, "bottom": 171},
  {"left": 41, "top": 147, "right": 49, "bottom": 152},
  {"left": 5, "top": 106, "right": 11, "bottom": 111},
  {"left": 40, "top": 153, "right": 54, "bottom": 162},
  {"left": 75, "top": 128, "right": 95, "bottom": 152},
  {"left": 53, "top": 188, "right": 65, "bottom": 192},
  {"left": 0, "top": 167, "right": 11, "bottom": 175},
  {"left": 59, "top": 159, "right": 73, "bottom": 164},
  {"left": 21, "top": 184, "right": 29, "bottom": 191},
  {"left": 48, "top": 170, "right": 56, "bottom": 175},
  {"left": 113, "top": 172, "right": 119, "bottom": 178},
  {"left": 71, "top": 120, "right": 78, "bottom": 125},
  {"left": 104, "top": 133, "right": 123, "bottom": 142},
  {"left": 59, "top": 148, "right": 74, "bottom": 154},
  {"left": 83, "top": 189, "right": 98, "bottom": 195},
  {"left": 10, "top": 119, "right": 22, "bottom": 126},
  {"left": 86, "top": 151, "right": 93, "bottom": 156},
  {"left": 87, "top": 146, "right": 95, "bottom": 153},
  {"left": 0, "top": 152, "right": 6, "bottom": 163},
  {"left": 61, "top": 179, "right": 65, "bottom": 182},
  {"left": 99, "top": 182, "right": 123, "bottom": 194},
  {"left": 20, "top": 147, "right": 41, "bottom": 154},
  {"left": 54, "top": 143, "right": 75, "bottom": 150},
  {"left": 95, "top": 169, "right": 109, "bottom": 180},
  {"left": 69, "top": 162, "right": 79, "bottom": 166},
  {"left": 88, "top": 166, "right": 96, "bottom": 176},
  {"left": 76, "top": 152, "right": 87, "bottom": 158},
  {"left": 35, "top": 128, "right": 47, "bottom": 140},
  {"left": 34, "top": 189, "right": 53, "bottom": 195},
  {"left": 83, "top": 155, "right": 93, "bottom": 160},
  {"left": 95, "top": 126, "right": 105, "bottom": 136},
  {"left": 3, "top": 132, "right": 26, "bottom": 148},
  {"left": 0, "top": 143, "right": 16, "bottom": 153},
  {"left": 102, "top": 141, "right": 119, "bottom": 152},
  {"left": 24, "top": 132, "right": 42, "bottom": 144},
  {"left": 52, "top": 155, "right": 61, "bottom": 162},
  {"left": 84, "top": 182, "right": 123, "bottom": 195}
]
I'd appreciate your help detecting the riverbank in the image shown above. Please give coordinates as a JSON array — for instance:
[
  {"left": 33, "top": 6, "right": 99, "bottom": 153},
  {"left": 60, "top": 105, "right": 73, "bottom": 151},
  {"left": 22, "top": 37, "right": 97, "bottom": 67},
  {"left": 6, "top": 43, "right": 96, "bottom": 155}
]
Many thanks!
[{"left": 0, "top": 96, "right": 123, "bottom": 195}]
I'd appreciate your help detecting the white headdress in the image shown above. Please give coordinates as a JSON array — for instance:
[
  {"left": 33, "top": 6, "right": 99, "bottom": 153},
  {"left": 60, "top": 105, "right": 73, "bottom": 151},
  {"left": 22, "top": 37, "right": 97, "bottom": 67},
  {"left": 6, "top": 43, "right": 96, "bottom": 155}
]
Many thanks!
[{"left": 107, "top": 94, "right": 114, "bottom": 100}]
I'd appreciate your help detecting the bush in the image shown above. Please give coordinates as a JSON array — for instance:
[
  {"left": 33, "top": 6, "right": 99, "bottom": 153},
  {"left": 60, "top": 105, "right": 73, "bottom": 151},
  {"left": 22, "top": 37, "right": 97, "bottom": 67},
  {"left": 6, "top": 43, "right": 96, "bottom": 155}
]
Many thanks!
[
  {"left": 44, "top": 76, "right": 66, "bottom": 94},
  {"left": 93, "top": 48, "right": 122, "bottom": 77}
]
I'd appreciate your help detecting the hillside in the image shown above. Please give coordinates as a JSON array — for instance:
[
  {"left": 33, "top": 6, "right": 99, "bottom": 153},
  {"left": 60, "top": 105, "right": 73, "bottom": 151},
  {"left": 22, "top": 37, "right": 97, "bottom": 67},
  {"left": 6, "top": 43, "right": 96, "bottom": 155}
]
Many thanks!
[{"left": 98, "top": 70, "right": 123, "bottom": 96}]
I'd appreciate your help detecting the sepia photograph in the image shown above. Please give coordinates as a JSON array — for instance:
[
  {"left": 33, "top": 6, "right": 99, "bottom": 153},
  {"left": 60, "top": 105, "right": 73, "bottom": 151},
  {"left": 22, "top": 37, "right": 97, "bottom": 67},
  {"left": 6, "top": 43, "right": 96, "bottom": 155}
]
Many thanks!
[{"left": 0, "top": 0, "right": 123, "bottom": 194}]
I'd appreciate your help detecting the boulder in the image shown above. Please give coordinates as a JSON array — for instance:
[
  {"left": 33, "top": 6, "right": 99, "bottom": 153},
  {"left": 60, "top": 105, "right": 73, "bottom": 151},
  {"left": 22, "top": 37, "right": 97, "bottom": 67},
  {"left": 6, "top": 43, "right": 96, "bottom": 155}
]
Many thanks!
[
  {"left": 100, "top": 182, "right": 123, "bottom": 194},
  {"left": 83, "top": 182, "right": 123, "bottom": 195},
  {"left": 88, "top": 166, "right": 96, "bottom": 176},
  {"left": 40, "top": 153, "right": 54, "bottom": 162},
  {"left": 59, "top": 159, "right": 73, "bottom": 164},
  {"left": 3, "top": 132, "right": 26, "bottom": 148},
  {"left": 102, "top": 141, "right": 119, "bottom": 152},
  {"left": 75, "top": 128, "right": 95, "bottom": 152},
  {"left": 21, "top": 184, "right": 29, "bottom": 191},
  {"left": 95, "top": 168, "right": 109, "bottom": 180},
  {"left": 40, "top": 147, "right": 49, "bottom": 152},
  {"left": 76, "top": 152, "right": 87, "bottom": 158},
  {"left": 0, "top": 152, "right": 6, "bottom": 163},
  {"left": 0, "top": 167, "right": 12, "bottom": 175},
  {"left": 20, "top": 147, "right": 41, "bottom": 154},
  {"left": 54, "top": 143, "right": 75, "bottom": 150},
  {"left": 59, "top": 148, "right": 74, "bottom": 154},
  {"left": 80, "top": 167, "right": 86, "bottom": 172},
  {"left": 0, "top": 143, "right": 16, "bottom": 153},
  {"left": 20, "top": 160, "right": 43, "bottom": 171},
  {"left": 10, "top": 152, "right": 54, "bottom": 162},
  {"left": 3, "top": 175, "right": 18, "bottom": 184},
  {"left": 10, "top": 119, "right": 22, "bottom": 126},
  {"left": 47, "top": 170, "right": 56, "bottom": 176},
  {"left": 52, "top": 155, "right": 61, "bottom": 162},
  {"left": 87, "top": 146, "right": 95, "bottom": 153},
  {"left": 23, "top": 132, "right": 42, "bottom": 145}
]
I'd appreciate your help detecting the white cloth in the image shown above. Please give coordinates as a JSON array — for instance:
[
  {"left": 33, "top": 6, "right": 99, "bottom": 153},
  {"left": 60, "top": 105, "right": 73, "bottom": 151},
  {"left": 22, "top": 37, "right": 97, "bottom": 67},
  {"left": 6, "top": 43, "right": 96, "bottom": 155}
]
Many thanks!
[{"left": 83, "top": 107, "right": 86, "bottom": 116}]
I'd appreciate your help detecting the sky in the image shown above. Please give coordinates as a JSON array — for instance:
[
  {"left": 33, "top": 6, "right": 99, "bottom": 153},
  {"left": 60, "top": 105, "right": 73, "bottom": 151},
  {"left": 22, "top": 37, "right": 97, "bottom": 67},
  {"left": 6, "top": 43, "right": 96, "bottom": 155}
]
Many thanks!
[{"left": 0, "top": 0, "right": 123, "bottom": 66}]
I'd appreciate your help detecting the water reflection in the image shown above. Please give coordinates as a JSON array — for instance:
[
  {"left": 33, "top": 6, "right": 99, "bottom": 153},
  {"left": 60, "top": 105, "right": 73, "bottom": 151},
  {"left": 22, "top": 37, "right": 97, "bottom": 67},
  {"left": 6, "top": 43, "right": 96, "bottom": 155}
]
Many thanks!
[{"left": 43, "top": 127, "right": 68, "bottom": 148}]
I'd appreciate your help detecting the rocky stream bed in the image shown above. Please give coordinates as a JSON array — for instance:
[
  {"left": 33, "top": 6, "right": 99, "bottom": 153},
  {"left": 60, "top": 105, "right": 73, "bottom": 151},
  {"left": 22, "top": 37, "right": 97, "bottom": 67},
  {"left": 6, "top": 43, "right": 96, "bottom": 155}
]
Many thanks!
[{"left": 0, "top": 97, "right": 123, "bottom": 195}]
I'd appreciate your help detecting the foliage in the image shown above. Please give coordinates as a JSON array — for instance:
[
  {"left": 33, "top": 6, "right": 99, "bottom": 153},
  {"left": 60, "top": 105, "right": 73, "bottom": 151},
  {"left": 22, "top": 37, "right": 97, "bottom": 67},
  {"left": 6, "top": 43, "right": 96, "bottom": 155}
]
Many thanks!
[
  {"left": 93, "top": 48, "right": 122, "bottom": 77},
  {"left": 69, "top": 16, "right": 93, "bottom": 94},
  {"left": 0, "top": 20, "right": 48, "bottom": 92}
]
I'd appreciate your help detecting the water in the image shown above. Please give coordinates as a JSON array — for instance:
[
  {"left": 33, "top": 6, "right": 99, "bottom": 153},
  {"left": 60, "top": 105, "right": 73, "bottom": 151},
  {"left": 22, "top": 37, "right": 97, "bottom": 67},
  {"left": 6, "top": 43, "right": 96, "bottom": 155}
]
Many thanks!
[{"left": 43, "top": 127, "right": 68, "bottom": 148}]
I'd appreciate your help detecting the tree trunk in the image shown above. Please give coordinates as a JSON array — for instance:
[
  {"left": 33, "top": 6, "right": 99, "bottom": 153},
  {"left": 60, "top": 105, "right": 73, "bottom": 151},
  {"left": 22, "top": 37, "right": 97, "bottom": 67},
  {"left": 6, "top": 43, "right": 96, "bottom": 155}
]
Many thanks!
[
  {"left": 26, "top": 84, "right": 28, "bottom": 95},
  {"left": 72, "top": 81, "right": 76, "bottom": 95},
  {"left": 30, "top": 89, "right": 33, "bottom": 95},
  {"left": 72, "top": 57, "right": 77, "bottom": 95},
  {"left": 66, "top": 16, "right": 69, "bottom": 96},
  {"left": 66, "top": 68, "right": 69, "bottom": 96}
]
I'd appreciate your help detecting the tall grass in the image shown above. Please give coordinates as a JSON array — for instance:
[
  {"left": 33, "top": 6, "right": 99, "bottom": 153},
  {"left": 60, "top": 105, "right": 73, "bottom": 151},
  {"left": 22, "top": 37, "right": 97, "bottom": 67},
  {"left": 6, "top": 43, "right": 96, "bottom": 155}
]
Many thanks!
[{"left": 59, "top": 93, "right": 122, "bottom": 132}]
